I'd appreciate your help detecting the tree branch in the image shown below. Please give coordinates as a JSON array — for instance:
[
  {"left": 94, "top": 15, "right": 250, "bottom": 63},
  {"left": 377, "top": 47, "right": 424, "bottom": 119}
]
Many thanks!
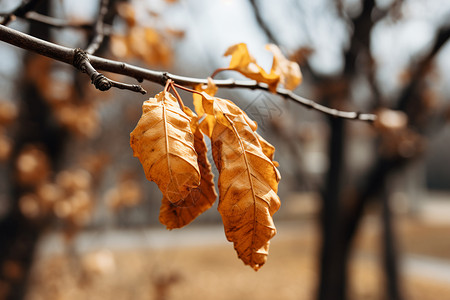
[
  {"left": 22, "top": 11, "right": 99, "bottom": 31},
  {"left": 85, "top": 0, "right": 110, "bottom": 55},
  {"left": 73, "top": 48, "right": 146, "bottom": 94},
  {"left": 397, "top": 22, "right": 450, "bottom": 113},
  {"left": 0, "top": 24, "right": 376, "bottom": 122},
  {"left": 0, "top": 0, "right": 43, "bottom": 25},
  {"left": 248, "top": 0, "right": 277, "bottom": 44}
]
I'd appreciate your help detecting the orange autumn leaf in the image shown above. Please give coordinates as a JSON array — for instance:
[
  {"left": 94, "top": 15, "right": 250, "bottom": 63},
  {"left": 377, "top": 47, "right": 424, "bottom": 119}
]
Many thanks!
[
  {"left": 224, "top": 43, "right": 280, "bottom": 92},
  {"left": 113, "top": 27, "right": 172, "bottom": 67},
  {"left": 266, "top": 44, "right": 302, "bottom": 90},
  {"left": 130, "top": 91, "right": 200, "bottom": 205},
  {"left": 194, "top": 78, "right": 218, "bottom": 137},
  {"left": 255, "top": 131, "right": 280, "bottom": 170},
  {"left": 205, "top": 95, "right": 281, "bottom": 270},
  {"left": 200, "top": 92, "right": 257, "bottom": 133},
  {"left": 110, "top": 34, "right": 130, "bottom": 58},
  {"left": 159, "top": 106, "right": 217, "bottom": 229},
  {"left": 193, "top": 77, "right": 218, "bottom": 117},
  {"left": 117, "top": 2, "right": 136, "bottom": 27}
]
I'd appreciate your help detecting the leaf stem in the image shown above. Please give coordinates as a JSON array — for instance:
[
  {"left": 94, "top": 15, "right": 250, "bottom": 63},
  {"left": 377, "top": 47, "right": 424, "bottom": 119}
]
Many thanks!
[
  {"left": 163, "top": 78, "right": 172, "bottom": 92},
  {"left": 172, "top": 82, "right": 203, "bottom": 96},
  {"left": 169, "top": 81, "right": 185, "bottom": 110},
  {"left": 210, "top": 67, "right": 229, "bottom": 79}
]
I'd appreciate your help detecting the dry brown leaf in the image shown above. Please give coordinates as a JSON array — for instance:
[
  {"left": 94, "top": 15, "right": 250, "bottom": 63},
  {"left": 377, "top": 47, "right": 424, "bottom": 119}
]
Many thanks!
[
  {"left": 19, "top": 194, "right": 42, "bottom": 219},
  {"left": 200, "top": 92, "right": 257, "bottom": 133},
  {"left": 159, "top": 107, "right": 217, "bottom": 229},
  {"left": 193, "top": 77, "right": 218, "bottom": 117},
  {"left": 117, "top": 2, "right": 136, "bottom": 27},
  {"left": 289, "top": 46, "right": 314, "bottom": 65},
  {"left": 266, "top": 44, "right": 302, "bottom": 90},
  {"left": 130, "top": 91, "right": 200, "bottom": 205},
  {"left": 16, "top": 145, "right": 50, "bottom": 187},
  {"left": 0, "top": 131, "right": 12, "bottom": 162},
  {"left": 165, "top": 28, "right": 185, "bottom": 39},
  {"left": 194, "top": 78, "right": 218, "bottom": 137},
  {"left": 119, "top": 27, "right": 173, "bottom": 67},
  {"left": 204, "top": 95, "right": 280, "bottom": 270},
  {"left": 224, "top": 43, "right": 280, "bottom": 92},
  {"left": 0, "top": 101, "right": 18, "bottom": 125},
  {"left": 255, "top": 132, "right": 280, "bottom": 172},
  {"left": 110, "top": 34, "right": 130, "bottom": 58}
]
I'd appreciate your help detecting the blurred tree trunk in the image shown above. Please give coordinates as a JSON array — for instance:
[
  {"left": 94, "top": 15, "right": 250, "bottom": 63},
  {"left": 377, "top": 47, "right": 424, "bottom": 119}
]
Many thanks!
[
  {"left": 381, "top": 186, "right": 403, "bottom": 300},
  {"left": 318, "top": 115, "right": 346, "bottom": 300},
  {"left": 316, "top": 1, "right": 406, "bottom": 299},
  {"left": 0, "top": 2, "right": 64, "bottom": 299}
]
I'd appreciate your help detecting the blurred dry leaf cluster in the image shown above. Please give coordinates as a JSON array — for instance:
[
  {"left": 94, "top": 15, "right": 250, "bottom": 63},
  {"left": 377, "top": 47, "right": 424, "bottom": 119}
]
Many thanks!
[
  {"left": 104, "top": 172, "right": 143, "bottom": 211},
  {"left": 15, "top": 144, "right": 101, "bottom": 239},
  {"left": 110, "top": 2, "right": 184, "bottom": 67},
  {"left": 25, "top": 56, "right": 107, "bottom": 139},
  {"left": 374, "top": 108, "right": 425, "bottom": 158},
  {"left": 0, "top": 100, "right": 17, "bottom": 161}
]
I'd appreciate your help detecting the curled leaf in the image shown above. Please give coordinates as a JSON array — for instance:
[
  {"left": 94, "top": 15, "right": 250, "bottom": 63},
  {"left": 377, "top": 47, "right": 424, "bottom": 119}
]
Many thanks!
[
  {"left": 256, "top": 131, "right": 280, "bottom": 172},
  {"left": 208, "top": 96, "right": 281, "bottom": 270},
  {"left": 266, "top": 44, "right": 302, "bottom": 90},
  {"left": 130, "top": 91, "right": 200, "bottom": 205},
  {"left": 159, "top": 107, "right": 217, "bottom": 229},
  {"left": 224, "top": 43, "right": 280, "bottom": 92},
  {"left": 194, "top": 78, "right": 218, "bottom": 137}
]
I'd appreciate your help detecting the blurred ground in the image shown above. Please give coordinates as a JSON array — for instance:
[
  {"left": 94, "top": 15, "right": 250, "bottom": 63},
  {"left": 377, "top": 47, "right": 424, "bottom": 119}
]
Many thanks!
[{"left": 26, "top": 194, "right": 450, "bottom": 300}]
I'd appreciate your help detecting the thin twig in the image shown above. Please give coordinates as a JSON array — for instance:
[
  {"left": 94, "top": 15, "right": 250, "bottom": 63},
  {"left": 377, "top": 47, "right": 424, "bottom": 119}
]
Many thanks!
[
  {"left": 73, "top": 48, "right": 146, "bottom": 94},
  {"left": 85, "top": 0, "right": 110, "bottom": 55},
  {"left": 172, "top": 83, "right": 203, "bottom": 96},
  {"left": 0, "top": 24, "right": 376, "bottom": 122},
  {"left": 6, "top": 10, "right": 113, "bottom": 34},
  {"left": 0, "top": 0, "right": 42, "bottom": 25},
  {"left": 23, "top": 11, "right": 95, "bottom": 31},
  {"left": 248, "top": 0, "right": 277, "bottom": 44}
]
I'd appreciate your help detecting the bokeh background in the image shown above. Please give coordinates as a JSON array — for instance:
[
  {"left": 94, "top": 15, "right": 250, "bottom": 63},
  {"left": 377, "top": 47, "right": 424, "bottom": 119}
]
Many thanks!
[{"left": 0, "top": 0, "right": 450, "bottom": 299}]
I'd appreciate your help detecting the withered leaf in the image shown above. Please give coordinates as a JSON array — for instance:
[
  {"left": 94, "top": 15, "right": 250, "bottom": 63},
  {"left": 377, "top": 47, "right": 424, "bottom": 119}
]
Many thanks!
[
  {"left": 194, "top": 78, "right": 217, "bottom": 137},
  {"left": 266, "top": 44, "right": 302, "bottom": 90},
  {"left": 224, "top": 43, "right": 280, "bottom": 92},
  {"left": 255, "top": 131, "right": 281, "bottom": 174},
  {"left": 200, "top": 92, "right": 257, "bottom": 133},
  {"left": 130, "top": 91, "right": 200, "bottom": 205},
  {"left": 207, "top": 95, "right": 281, "bottom": 270},
  {"left": 159, "top": 107, "right": 217, "bottom": 229}
]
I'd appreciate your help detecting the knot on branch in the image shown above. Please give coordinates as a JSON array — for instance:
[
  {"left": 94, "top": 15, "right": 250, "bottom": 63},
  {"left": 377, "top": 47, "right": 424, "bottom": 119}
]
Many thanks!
[
  {"left": 91, "top": 73, "right": 111, "bottom": 91},
  {"left": 161, "top": 72, "right": 170, "bottom": 86},
  {"left": 73, "top": 48, "right": 89, "bottom": 72}
]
